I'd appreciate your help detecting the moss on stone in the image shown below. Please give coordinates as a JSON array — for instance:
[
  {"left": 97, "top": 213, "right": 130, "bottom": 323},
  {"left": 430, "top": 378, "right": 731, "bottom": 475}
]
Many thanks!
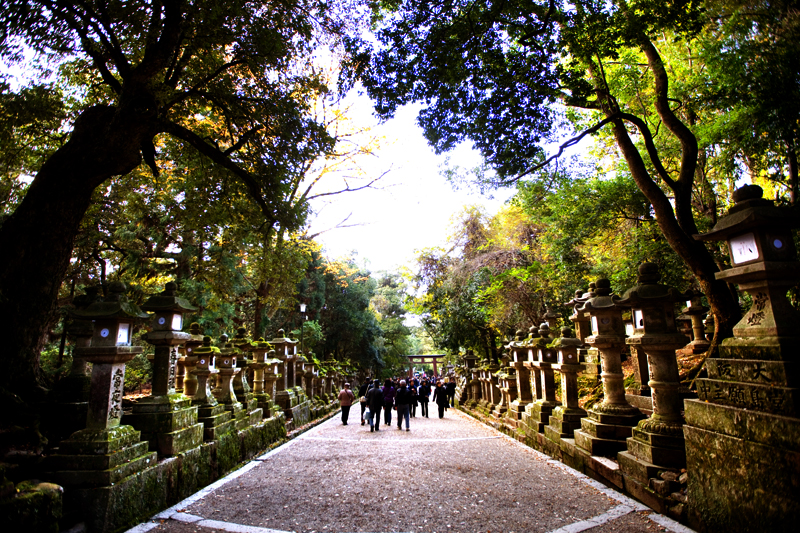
[{"left": 0, "top": 481, "right": 62, "bottom": 533}]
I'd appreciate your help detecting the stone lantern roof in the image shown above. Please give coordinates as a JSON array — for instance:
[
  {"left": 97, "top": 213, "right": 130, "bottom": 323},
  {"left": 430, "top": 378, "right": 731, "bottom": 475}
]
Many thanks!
[
  {"left": 694, "top": 184, "right": 800, "bottom": 242},
  {"left": 140, "top": 282, "right": 196, "bottom": 315},
  {"left": 70, "top": 281, "right": 149, "bottom": 321},
  {"left": 614, "top": 263, "right": 687, "bottom": 307},
  {"left": 579, "top": 278, "right": 617, "bottom": 312}
]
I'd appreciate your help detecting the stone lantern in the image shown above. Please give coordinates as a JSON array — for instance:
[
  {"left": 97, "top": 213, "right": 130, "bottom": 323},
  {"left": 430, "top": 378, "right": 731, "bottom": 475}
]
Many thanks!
[
  {"left": 126, "top": 282, "right": 202, "bottom": 457},
  {"left": 262, "top": 350, "right": 282, "bottom": 404},
  {"left": 249, "top": 337, "right": 271, "bottom": 418},
  {"left": 48, "top": 282, "right": 156, "bottom": 489},
  {"left": 181, "top": 323, "right": 204, "bottom": 398},
  {"left": 191, "top": 336, "right": 234, "bottom": 441},
  {"left": 678, "top": 292, "right": 711, "bottom": 355},
  {"left": 230, "top": 327, "right": 262, "bottom": 425},
  {"left": 614, "top": 263, "right": 689, "bottom": 476},
  {"left": 508, "top": 330, "right": 532, "bottom": 422},
  {"left": 492, "top": 350, "right": 513, "bottom": 419},
  {"left": 545, "top": 327, "right": 586, "bottom": 441},
  {"left": 574, "top": 278, "right": 644, "bottom": 457},
  {"left": 684, "top": 184, "right": 800, "bottom": 529},
  {"left": 213, "top": 335, "right": 247, "bottom": 430},
  {"left": 304, "top": 359, "right": 318, "bottom": 402},
  {"left": 527, "top": 323, "right": 561, "bottom": 434},
  {"left": 46, "top": 287, "right": 101, "bottom": 443},
  {"left": 270, "top": 329, "right": 299, "bottom": 416}
]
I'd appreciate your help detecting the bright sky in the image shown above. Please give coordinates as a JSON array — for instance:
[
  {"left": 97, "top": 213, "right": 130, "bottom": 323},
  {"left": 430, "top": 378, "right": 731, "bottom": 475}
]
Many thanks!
[{"left": 306, "top": 97, "right": 516, "bottom": 275}]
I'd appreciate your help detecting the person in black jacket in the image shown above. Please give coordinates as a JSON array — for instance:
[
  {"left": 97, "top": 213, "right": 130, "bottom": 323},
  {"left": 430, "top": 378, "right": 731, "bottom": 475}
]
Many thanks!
[
  {"left": 446, "top": 378, "right": 457, "bottom": 407},
  {"left": 365, "top": 379, "right": 384, "bottom": 432},
  {"left": 418, "top": 379, "right": 431, "bottom": 418},
  {"left": 409, "top": 384, "right": 418, "bottom": 417},
  {"left": 394, "top": 380, "right": 411, "bottom": 431},
  {"left": 358, "top": 380, "right": 370, "bottom": 425},
  {"left": 433, "top": 380, "right": 449, "bottom": 418}
]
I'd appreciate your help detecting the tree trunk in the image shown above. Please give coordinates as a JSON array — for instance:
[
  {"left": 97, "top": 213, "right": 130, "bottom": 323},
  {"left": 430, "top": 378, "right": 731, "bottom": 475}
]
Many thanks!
[{"left": 0, "top": 104, "right": 149, "bottom": 401}]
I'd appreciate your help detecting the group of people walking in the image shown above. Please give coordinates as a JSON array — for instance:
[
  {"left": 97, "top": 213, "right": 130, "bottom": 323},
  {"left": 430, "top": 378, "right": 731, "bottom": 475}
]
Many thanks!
[{"left": 337, "top": 376, "right": 457, "bottom": 432}]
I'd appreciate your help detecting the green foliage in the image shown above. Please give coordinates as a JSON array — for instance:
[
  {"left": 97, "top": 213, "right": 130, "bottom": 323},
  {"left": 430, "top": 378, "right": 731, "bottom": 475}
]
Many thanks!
[{"left": 124, "top": 353, "right": 152, "bottom": 393}]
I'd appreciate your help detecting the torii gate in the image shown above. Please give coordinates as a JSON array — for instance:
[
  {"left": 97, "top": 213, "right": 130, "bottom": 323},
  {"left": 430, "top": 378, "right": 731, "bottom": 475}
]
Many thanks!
[{"left": 405, "top": 354, "right": 447, "bottom": 378}]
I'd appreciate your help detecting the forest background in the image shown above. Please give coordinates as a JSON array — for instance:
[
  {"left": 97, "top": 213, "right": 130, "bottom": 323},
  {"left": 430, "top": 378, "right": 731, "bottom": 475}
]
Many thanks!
[{"left": 0, "top": 0, "right": 798, "bottom": 403}]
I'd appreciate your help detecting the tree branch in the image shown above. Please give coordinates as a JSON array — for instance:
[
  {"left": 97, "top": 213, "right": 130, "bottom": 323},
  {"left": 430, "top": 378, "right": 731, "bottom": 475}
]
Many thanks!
[{"left": 161, "top": 120, "right": 276, "bottom": 223}]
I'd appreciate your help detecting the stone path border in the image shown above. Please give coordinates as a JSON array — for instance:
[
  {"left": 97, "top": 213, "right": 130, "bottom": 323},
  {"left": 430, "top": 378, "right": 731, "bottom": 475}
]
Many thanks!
[{"left": 126, "top": 409, "right": 695, "bottom": 533}]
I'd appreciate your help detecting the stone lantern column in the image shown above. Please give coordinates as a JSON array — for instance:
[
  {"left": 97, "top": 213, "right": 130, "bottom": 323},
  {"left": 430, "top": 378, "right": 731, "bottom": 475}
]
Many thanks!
[
  {"left": 126, "top": 283, "right": 203, "bottom": 457},
  {"left": 614, "top": 263, "right": 690, "bottom": 484},
  {"left": 191, "top": 337, "right": 234, "bottom": 441},
  {"left": 250, "top": 338, "right": 271, "bottom": 419},
  {"left": 574, "top": 278, "right": 644, "bottom": 457},
  {"left": 47, "top": 282, "right": 157, "bottom": 491},
  {"left": 545, "top": 327, "right": 587, "bottom": 441}
]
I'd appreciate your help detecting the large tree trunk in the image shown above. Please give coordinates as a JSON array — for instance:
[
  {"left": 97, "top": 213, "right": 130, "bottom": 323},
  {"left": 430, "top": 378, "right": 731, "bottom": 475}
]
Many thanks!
[{"left": 0, "top": 104, "right": 149, "bottom": 402}]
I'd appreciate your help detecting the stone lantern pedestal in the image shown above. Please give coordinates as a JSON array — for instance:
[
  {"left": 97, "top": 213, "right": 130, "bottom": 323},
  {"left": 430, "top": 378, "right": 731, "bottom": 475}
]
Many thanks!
[
  {"left": 251, "top": 342, "right": 281, "bottom": 419},
  {"left": 684, "top": 185, "right": 800, "bottom": 531},
  {"left": 527, "top": 324, "right": 561, "bottom": 434},
  {"left": 574, "top": 279, "right": 644, "bottom": 457},
  {"left": 545, "top": 328, "right": 587, "bottom": 442},
  {"left": 190, "top": 337, "right": 234, "bottom": 441}
]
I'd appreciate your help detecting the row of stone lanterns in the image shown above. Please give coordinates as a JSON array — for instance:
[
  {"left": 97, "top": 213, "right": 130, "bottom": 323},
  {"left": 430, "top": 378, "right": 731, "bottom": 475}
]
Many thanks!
[{"left": 455, "top": 184, "right": 799, "bottom": 530}]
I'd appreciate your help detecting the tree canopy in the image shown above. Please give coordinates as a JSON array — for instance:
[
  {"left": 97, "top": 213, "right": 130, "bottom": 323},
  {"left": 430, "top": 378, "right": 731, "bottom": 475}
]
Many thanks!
[{"left": 351, "top": 0, "right": 800, "bottom": 350}]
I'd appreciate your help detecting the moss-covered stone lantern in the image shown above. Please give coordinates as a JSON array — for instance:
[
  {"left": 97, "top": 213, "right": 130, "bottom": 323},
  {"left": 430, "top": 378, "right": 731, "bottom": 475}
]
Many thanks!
[
  {"left": 545, "top": 327, "right": 586, "bottom": 441},
  {"left": 191, "top": 336, "right": 234, "bottom": 441},
  {"left": 684, "top": 184, "right": 800, "bottom": 529},
  {"left": 508, "top": 329, "right": 532, "bottom": 420},
  {"left": 270, "top": 329, "right": 298, "bottom": 412},
  {"left": 181, "top": 323, "right": 204, "bottom": 397},
  {"left": 213, "top": 335, "right": 248, "bottom": 430},
  {"left": 48, "top": 282, "right": 156, "bottom": 490},
  {"left": 126, "top": 282, "right": 202, "bottom": 457},
  {"left": 574, "top": 278, "right": 644, "bottom": 457},
  {"left": 230, "top": 327, "right": 263, "bottom": 425},
  {"left": 614, "top": 263, "right": 689, "bottom": 475},
  {"left": 527, "top": 323, "right": 561, "bottom": 434}
]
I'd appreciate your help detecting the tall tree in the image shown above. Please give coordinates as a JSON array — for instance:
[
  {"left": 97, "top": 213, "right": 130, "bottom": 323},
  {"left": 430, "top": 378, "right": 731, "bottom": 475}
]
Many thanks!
[
  {"left": 352, "top": 0, "right": 745, "bottom": 349},
  {"left": 0, "top": 0, "right": 355, "bottom": 399}
]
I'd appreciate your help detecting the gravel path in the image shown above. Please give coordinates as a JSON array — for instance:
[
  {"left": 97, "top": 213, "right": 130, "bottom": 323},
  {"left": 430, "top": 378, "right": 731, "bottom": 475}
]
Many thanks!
[{"left": 127, "top": 408, "right": 694, "bottom": 533}]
